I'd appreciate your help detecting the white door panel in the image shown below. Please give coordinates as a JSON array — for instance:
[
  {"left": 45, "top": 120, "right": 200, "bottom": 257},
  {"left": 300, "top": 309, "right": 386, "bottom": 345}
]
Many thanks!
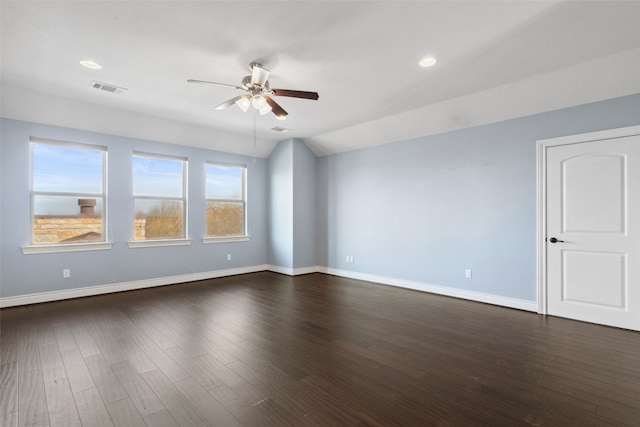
[
  {"left": 561, "top": 154, "right": 625, "bottom": 234},
  {"left": 562, "top": 250, "right": 625, "bottom": 308},
  {"left": 546, "top": 134, "right": 640, "bottom": 330}
]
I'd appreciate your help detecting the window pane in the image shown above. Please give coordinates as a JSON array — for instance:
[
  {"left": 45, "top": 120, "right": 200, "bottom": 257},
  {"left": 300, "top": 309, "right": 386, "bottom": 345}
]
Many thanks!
[
  {"left": 206, "top": 201, "right": 244, "bottom": 236},
  {"left": 134, "top": 199, "right": 184, "bottom": 239},
  {"left": 33, "top": 143, "right": 103, "bottom": 193},
  {"left": 133, "top": 156, "right": 183, "bottom": 197},
  {"left": 206, "top": 164, "right": 243, "bottom": 200},
  {"left": 33, "top": 196, "right": 103, "bottom": 244}
]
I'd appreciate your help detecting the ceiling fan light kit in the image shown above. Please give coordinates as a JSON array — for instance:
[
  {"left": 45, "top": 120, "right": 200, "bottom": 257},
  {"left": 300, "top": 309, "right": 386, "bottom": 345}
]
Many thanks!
[
  {"left": 259, "top": 105, "right": 272, "bottom": 116},
  {"left": 252, "top": 94, "right": 267, "bottom": 109},
  {"left": 235, "top": 96, "right": 251, "bottom": 112},
  {"left": 189, "top": 62, "right": 319, "bottom": 120}
]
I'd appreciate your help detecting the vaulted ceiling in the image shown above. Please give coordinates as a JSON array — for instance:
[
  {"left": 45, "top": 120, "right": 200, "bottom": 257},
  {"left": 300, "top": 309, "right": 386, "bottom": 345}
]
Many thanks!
[{"left": 2, "top": 1, "right": 639, "bottom": 157}]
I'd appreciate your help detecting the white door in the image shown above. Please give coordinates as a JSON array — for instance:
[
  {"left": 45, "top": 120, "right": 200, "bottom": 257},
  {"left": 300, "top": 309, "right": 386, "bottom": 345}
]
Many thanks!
[{"left": 545, "top": 132, "right": 640, "bottom": 331}]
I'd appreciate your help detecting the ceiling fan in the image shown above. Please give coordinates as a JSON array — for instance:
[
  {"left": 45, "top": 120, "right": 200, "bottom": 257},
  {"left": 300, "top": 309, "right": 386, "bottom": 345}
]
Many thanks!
[{"left": 188, "top": 62, "right": 319, "bottom": 120}]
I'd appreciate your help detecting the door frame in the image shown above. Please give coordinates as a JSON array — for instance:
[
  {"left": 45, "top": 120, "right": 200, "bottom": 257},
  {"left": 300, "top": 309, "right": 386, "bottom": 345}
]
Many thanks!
[{"left": 536, "top": 124, "right": 640, "bottom": 315}]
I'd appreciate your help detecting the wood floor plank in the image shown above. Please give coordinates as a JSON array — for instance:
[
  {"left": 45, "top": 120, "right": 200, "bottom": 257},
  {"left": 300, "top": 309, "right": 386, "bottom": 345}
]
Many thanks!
[
  {"left": 197, "top": 330, "right": 238, "bottom": 365},
  {"left": 116, "top": 338, "right": 158, "bottom": 375},
  {"left": 1, "top": 318, "right": 18, "bottom": 365},
  {"left": 252, "top": 397, "right": 298, "bottom": 427},
  {"left": 192, "top": 352, "right": 248, "bottom": 389},
  {"left": 142, "top": 409, "right": 179, "bottom": 427},
  {"left": 35, "top": 325, "right": 58, "bottom": 348},
  {"left": 122, "top": 320, "right": 190, "bottom": 383},
  {"left": 60, "top": 346, "right": 96, "bottom": 393},
  {"left": 83, "top": 353, "right": 128, "bottom": 405},
  {"left": 0, "top": 362, "right": 18, "bottom": 419},
  {"left": 163, "top": 345, "right": 224, "bottom": 391},
  {"left": 83, "top": 318, "right": 129, "bottom": 366},
  {"left": 174, "top": 377, "right": 242, "bottom": 426},
  {"left": 299, "top": 407, "right": 359, "bottom": 427},
  {"left": 136, "top": 309, "right": 207, "bottom": 356},
  {"left": 206, "top": 383, "right": 268, "bottom": 425},
  {"left": 52, "top": 323, "right": 79, "bottom": 352},
  {"left": 0, "top": 410, "right": 18, "bottom": 427},
  {"left": 16, "top": 325, "right": 41, "bottom": 375},
  {"left": 299, "top": 374, "right": 396, "bottom": 427},
  {"left": 124, "top": 310, "right": 175, "bottom": 350},
  {"left": 225, "top": 359, "right": 266, "bottom": 386},
  {"left": 140, "top": 368, "right": 208, "bottom": 426},
  {"left": 70, "top": 326, "right": 101, "bottom": 358},
  {"left": 110, "top": 362, "right": 164, "bottom": 417},
  {"left": 17, "top": 368, "right": 49, "bottom": 427},
  {"left": 38, "top": 342, "right": 67, "bottom": 384},
  {"left": 256, "top": 365, "right": 316, "bottom": 418},
  {"left": 43, "top": 377, "right": 82, "bottom": 427},
  {"left": 74, "top": 387, "right": 114, "bottom": 427},
  {"left": 105, "top": 398, "right": 145, "bottom": 427}
]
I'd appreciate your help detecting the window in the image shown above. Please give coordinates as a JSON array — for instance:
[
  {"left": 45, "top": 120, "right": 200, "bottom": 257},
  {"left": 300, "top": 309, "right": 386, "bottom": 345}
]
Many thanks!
[
  {"left": 29, "top": 138, "right": 107, "bottom": 246},
  {"left": 205, "top": 163, "right": 247, "bottom": 241},
  {"left": 132, "top": 153, "right": 187, "bottom": 242}
]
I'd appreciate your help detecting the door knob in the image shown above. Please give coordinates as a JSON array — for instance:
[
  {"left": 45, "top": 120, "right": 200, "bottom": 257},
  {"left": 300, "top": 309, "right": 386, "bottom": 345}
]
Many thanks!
[{"left": 549, "top": 237, "right": 564, "bottom": 243}]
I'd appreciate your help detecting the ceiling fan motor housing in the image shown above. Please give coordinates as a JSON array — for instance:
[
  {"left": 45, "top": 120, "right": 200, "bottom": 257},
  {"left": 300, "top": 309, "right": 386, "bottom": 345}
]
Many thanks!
[{"left": 242, "top": 75, "right": 269, "bottom": 91}]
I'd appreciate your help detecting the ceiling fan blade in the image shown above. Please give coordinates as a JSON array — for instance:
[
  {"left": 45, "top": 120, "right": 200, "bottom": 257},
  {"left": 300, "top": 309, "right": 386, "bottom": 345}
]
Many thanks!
[
  {"left": 215, "top": 95, "right": 245, "bottom": 110},
  {"left": 271, "top": 89, "right": 319, "bottom": 100},
  {"left": 187, "top": 79, "right": 244, "bottom": 90},
  {"left": 265, "top": 96, "right": 288, "bottom": 119},
  {"left": 251, "top": 65, "right": 270, "bottom": 87}
]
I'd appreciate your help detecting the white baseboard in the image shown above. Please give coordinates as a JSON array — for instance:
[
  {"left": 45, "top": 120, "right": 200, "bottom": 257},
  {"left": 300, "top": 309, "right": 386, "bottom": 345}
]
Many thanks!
[
  {"left": 267, "top": 265, "right": 321, "bottom": 276},
  {"left": 318, "top": 267, "right": 538, "bottom": 312},
  {"left": 1, "top": 264, "right": 537, "bottom": 312},
  {"left": 0, "top": 265, "right": 270, "bottom": 308}
]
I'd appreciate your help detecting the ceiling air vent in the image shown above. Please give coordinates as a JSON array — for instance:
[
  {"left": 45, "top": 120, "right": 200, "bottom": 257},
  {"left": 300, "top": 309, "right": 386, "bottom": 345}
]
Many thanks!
[
  {"left": 271, "top": 126, "right": 291, "bottom": 133},
  {"left": 91, "top": 81, "right": 127, "bottom": 94}
]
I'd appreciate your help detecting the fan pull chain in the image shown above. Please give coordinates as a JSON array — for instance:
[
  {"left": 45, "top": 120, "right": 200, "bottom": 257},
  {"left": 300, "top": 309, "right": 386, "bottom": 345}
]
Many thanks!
[{"left": 253, "top": 111, "right": 257, "bottom": 166}]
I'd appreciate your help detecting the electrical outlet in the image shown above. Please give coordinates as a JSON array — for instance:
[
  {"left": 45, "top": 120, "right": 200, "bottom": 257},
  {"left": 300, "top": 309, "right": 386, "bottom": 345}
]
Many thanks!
[
  {"left": 349, "top": 255, "right": 354, "bottom": 263},
  {"left": 227, "top": 254, "right": 232, "bottom": 261},
  {"left": 465, "top": 269, "right": 472, "bottom": 279},
  {"left": 346, "top": 255, "right": 350, "bottom": 262},
  {"left": 63, "top": 269, "right": 71, "bottom": 278}
]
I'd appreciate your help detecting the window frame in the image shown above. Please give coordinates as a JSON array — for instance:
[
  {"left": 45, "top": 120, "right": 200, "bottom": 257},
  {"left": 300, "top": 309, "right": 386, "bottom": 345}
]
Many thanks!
[
  {"left": 203, "top": 161, "right": 249, "bottom": 244},
  {"left": 128, "top": 151, "right": 191, "bottom": 248},
  {"left": 22, "top": 137, "right": 112, "bottom": 254}
]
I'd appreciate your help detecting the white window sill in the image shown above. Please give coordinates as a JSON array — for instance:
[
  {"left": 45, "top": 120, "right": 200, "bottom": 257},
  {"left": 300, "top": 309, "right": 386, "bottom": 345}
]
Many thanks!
[
  {"left": 128, "top": 238, "right": 192, "bottom": 248},
  {"left": 202, "top": 235, "right": 250, "bottom": 244},
  {"left": 22, "top": 242, "right": 113, "bottom": 254}
]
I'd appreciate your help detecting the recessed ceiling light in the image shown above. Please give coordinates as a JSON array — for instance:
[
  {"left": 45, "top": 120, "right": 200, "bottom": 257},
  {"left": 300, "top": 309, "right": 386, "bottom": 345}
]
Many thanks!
[
  {"left": 80, "top": 60, "right": 102, "bottom": 70},
  {"left": 419, "top": 56, "right": 437, "bottom": 68}
]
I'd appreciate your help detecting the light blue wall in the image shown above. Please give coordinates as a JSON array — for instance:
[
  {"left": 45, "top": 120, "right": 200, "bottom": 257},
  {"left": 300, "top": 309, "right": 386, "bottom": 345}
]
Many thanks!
[
  {"left": 0, "top": 119, "right": 268, "bottom": 298},
  {"left": 292, "top": 141, "right": 317, "bottom": 269},
  {"left": 3, "top": 94, "right": 639, "bottom": 303},
  {"left": 316, "top": 94, "right": 640, "bottom": 302},
  {"left": 267, "top": 138, "right": 317, "bottom": 270},
  {"left": 267, "top": 139, "right": 294, "bottom": 268}
]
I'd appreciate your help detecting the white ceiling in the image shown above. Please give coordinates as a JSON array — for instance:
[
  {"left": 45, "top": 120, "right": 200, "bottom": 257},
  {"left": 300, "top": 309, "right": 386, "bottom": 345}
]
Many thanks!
[{"left": 2, "top": 1, "right": 640, "bottom": 158}]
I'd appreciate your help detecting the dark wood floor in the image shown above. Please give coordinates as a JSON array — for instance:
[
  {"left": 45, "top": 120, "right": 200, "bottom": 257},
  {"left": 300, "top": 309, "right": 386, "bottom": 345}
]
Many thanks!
[{"left": 1, "top": 272, "right": 639, "bottom": 426}]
